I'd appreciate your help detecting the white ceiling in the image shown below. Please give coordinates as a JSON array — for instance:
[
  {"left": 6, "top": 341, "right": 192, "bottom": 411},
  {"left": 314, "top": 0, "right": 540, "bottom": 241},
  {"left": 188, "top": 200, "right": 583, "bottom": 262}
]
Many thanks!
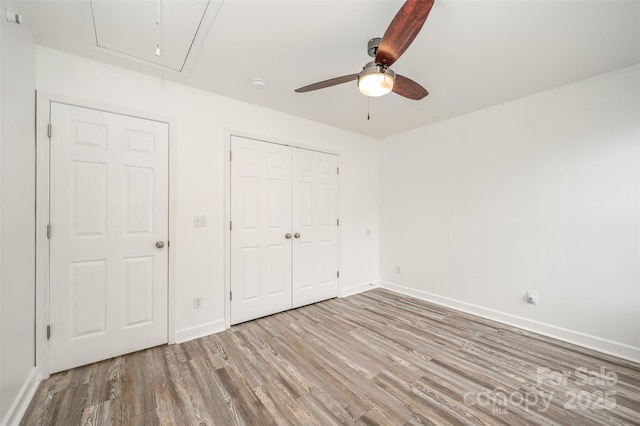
[{"left": 16, "top": 0, "right": 640, "bottom": 138}]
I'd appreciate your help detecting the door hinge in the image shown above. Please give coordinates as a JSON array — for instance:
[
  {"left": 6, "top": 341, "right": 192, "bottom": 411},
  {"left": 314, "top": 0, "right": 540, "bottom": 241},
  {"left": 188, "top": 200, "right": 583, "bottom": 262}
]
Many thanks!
[
  {"left": 46, "top": 325, "right": 51, "bottom": 340},
  {"left": 337, "top": 219, "right": 339, "bottom": 227},
  {"left": 47, "top": 124, "right": 52, "bottom": 138},
  {"left": 46, "top": 224, "right": 52, "bottom": 239},
  {"left": 337, "top": 270, "right": 340, "bottom": 278},
  {"left": 337, "top": 167, "right": 339, "bottom": 175},
  {"left": 230, "top": 291, "right": 233, "bottom": 301},
  {"left": 230, "top": 221, "right": 232, "bottom": 231}
]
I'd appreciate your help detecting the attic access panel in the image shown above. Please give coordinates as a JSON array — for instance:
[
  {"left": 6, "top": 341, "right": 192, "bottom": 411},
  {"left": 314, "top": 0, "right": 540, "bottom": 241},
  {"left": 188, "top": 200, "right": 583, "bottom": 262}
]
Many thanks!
[{"left": 88, "top": 0, "right": 221, "bottom": 73}]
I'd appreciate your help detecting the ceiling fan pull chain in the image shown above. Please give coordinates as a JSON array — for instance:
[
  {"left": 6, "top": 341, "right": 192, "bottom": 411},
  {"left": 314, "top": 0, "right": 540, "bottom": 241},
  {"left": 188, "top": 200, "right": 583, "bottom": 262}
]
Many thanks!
[
  {"left": 155, "top": 0, "right": 161, "bottom": 57},
  {"left": 367, "top": 96, "right": 371, "bottom": 120}
]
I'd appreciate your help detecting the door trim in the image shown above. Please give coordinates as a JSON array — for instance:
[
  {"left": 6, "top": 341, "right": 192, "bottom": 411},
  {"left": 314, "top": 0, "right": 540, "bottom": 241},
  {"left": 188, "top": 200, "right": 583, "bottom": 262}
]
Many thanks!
[
  {"left": 35, "top": 91, "right": 177, "bottom": 379},
  {"left": 223, "top": 129, "right": 341, "bottom": 329}
]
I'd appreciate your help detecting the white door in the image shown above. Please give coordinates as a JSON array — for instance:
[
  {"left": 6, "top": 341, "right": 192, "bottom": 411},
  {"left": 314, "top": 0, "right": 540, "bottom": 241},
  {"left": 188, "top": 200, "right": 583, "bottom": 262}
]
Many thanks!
[
  {"left": 292, "top": 149, "right": 339, "bottom": 307},
  {"left": 49, "top": 103, "right": 169, "bottom": 373},
  {"left": 230, "top": 136, "right": 293, "bottom": 325}
]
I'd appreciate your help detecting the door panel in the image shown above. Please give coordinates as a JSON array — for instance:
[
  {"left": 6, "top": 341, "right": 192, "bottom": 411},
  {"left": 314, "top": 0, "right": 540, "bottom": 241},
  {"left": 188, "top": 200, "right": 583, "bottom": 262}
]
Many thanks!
[
  {"left": 72, "top": 161, "right": 107, "bottom": 236},
  {"left": 292, "top": 149, "right": 339, "bottom": 308},
  {"left": 123, "top": 256, "right": 154, "bottom": 327},
  {"left": 49, "top": 102, "right": 168, "bottom": 373},
  {"left": 124, "top": 166, "right": 155, "bottom": 235},
  {"left": 230, "top": 136, "right": 292, "bottom": 324},
  {"left": 70, "top": 260, "right": 107, "bottom": 337}
]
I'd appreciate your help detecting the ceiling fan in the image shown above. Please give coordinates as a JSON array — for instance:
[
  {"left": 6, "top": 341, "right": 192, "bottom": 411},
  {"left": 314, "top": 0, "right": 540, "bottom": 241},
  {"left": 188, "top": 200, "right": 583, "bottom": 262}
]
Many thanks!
[{"left": 295, "top": 0, "right": 434, "bottom": 100}]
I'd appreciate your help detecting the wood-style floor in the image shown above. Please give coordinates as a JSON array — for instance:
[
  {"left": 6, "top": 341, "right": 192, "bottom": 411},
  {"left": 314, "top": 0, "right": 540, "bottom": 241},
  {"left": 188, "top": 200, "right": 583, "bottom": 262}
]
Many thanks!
[{"left": 22, "top": 289, "right": 640, "bottom": 425}]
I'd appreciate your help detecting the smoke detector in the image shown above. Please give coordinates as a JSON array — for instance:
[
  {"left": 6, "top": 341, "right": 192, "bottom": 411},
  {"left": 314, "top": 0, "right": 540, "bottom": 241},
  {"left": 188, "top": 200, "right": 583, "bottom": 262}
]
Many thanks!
[{"left": 251, "top": 78, "right": 267, "bottom": 90}]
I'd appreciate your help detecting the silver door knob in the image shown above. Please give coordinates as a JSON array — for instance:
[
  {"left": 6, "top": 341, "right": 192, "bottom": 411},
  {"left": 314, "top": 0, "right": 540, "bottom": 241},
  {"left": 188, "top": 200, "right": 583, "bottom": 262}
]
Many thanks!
[
  {"left": 285, "top": 233, "right": 292, "bottom": 239},
  {"left": 155, "top": 241, "right": 165, "bottom": 248},
  {"left": 294, "top": 233, "right": 301, "bottom": 239}
]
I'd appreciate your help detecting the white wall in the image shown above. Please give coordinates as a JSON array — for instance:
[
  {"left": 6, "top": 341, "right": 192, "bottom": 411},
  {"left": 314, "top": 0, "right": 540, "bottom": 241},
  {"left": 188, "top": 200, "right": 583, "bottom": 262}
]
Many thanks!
[
  {"left": 381, "top": 65, "right": 640, "bottom": 361},
  {"left": 36, "top": 46, "right": 381, "bottom": 342},
  {"left": 0, "top": 0, "right": 37, "bottom": 423}
]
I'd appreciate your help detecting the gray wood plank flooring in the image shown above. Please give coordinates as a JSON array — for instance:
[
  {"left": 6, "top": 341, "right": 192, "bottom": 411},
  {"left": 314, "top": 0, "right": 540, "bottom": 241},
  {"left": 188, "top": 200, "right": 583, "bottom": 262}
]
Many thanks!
[{"left": 22, "top": 289, "right": 640, "bottom": 425}]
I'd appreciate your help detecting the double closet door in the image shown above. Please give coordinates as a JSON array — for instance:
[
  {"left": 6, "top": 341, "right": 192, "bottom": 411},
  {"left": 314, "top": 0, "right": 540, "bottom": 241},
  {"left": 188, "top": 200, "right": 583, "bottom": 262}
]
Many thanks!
[{"left": 230, "top": 136, "right": 338, "bottom": 325}]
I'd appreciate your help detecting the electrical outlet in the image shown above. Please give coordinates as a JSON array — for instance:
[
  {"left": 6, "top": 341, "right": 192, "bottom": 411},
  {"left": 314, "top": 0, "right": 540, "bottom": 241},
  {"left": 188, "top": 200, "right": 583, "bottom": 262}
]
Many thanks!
[
  {"left": 194, "top": 297, "right": 202, "bottom": 309},
  {"left": 395, "top": 266, "right": 401, "bottom": 274},
  {"left": 526, "top": 291, "right": 538, "bottom": 305}
]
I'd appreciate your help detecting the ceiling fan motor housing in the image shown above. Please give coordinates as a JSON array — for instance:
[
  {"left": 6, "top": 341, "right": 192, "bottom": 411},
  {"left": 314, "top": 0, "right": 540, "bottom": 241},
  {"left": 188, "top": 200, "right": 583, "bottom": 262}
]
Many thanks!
[
  {"left": 359, "top": 61, "right": 396, "bottom": 81},
  {"left": 368, "top": 37, "right": 382, "bottom": 58}
]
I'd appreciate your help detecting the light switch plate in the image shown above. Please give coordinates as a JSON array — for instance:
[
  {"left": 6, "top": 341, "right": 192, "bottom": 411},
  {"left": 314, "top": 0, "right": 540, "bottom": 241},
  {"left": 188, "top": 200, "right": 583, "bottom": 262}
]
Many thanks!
[{"left": 194, "top": 216, "right": 207, "bottom": 227}]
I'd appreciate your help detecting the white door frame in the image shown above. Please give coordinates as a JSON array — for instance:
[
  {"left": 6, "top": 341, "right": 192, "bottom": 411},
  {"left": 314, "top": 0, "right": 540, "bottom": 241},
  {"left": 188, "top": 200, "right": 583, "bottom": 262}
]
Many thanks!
[
  {"left": 223, "top": 130, "right": 341, "bottom": 329},
  {"left": 35, "top": 92, "right": 177, "bottom": 379}
]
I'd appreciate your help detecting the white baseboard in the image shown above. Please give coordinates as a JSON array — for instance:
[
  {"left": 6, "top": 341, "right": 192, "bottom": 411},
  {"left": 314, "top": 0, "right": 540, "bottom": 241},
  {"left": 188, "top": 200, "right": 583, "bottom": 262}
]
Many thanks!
[
  {"left": 1, "top": 367, "right": 40, "bottom": 426},
  {"left": 380, "top": 281, "right": 640, "bottom": 364},
  {"left": 175, "top": 319, "right": 226, "bottom": 344},
  {"left": 340, "top": 281, "right": 379, "bottom": 298}
]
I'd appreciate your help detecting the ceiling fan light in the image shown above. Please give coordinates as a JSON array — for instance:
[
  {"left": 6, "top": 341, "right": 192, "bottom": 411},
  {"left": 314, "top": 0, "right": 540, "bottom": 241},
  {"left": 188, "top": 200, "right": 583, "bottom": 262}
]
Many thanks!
[
  {"left": 358, "top": 62, "right": 396, "bottom": 97},
  {"left": 358, "top": 73, "right": 394, "bottom": 97}
]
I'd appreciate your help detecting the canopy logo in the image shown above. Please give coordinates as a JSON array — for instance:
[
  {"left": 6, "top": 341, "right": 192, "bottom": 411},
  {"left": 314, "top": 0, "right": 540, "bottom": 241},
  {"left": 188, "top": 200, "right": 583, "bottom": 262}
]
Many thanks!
[{"left": 462, "top": 366, "right": 618, "bottom": 415}]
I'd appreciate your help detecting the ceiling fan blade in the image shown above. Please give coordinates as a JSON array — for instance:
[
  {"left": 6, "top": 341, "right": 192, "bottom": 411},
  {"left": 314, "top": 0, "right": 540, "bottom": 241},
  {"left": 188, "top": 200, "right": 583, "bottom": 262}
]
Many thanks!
[
  {"left": 393, "top": 74, "right": 429, "bottom": 100},
  {"left": 295, "top": 74, "right": 359, "bottom": 93},
  {"left": 375, "top": 0, "right": 435, "bottom": 67}
]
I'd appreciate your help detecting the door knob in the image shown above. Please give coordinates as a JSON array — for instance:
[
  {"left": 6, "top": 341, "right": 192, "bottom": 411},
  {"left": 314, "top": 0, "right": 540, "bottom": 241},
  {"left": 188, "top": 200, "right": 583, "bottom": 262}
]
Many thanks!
[
  {"left": 155, "top": 241, "right": 165, "bottom": 248},
  {"left": 294, "top": 233, "right": 301, "bottom": 239},
  {"left": 285, "top": 233, "right": 292, "bottom": 239}
]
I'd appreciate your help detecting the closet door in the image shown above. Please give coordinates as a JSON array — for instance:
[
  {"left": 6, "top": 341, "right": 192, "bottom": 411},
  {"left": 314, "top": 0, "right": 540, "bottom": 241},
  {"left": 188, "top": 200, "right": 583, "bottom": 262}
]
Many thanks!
[
  {"left": 49, "top": 103, "right": 169, "bottom": 373},
  {"left": 292, "top": 148, "right": 339, "bottom": 307},
  {"left": 230, "top": 136, "right": 292, "bottom": 324}
]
